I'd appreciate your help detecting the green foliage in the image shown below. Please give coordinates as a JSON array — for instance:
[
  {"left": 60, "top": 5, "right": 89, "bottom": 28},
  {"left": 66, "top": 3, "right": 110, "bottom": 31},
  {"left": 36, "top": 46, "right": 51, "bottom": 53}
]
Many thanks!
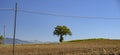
[
  {"left": 0, "top": 35, "right": 4, "bottom": 39},
  {"left": 0, "top": 35, "right": 4, "bottom": 44},
  {"left": 53, "top": 25, "right": 72, "bottom": 36},
  {"left": 53, "top": 25, "right": 72, "bottom": 42}
]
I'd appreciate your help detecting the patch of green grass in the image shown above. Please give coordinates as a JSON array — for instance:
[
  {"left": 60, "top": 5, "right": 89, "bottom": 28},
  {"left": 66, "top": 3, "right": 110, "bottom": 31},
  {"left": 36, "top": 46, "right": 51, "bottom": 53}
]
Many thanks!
[
  {"left": 66, "top": 38, "right": 110, "bottom": 42},
  {"left": 0, "top": 44, "right": 12, "bottom": 46}
]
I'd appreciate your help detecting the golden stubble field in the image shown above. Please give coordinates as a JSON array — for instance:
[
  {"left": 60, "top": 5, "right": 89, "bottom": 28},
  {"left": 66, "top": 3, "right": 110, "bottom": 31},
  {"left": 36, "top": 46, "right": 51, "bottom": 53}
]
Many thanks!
[{"left": 0, "top": 40, "right": 120, "bottom": 55}]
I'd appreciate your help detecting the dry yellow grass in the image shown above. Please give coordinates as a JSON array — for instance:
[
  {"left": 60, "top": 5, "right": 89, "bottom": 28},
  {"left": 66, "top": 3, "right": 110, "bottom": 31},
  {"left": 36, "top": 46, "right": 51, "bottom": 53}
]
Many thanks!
[{"left": 0, "top": 40, "right": 120, "bottom": 55}]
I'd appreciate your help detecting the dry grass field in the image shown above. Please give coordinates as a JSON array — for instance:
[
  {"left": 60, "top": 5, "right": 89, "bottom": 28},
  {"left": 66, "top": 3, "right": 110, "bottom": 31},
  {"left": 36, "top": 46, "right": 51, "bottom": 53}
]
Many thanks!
[{"left": 0, "top": 40, "right": 120, "bottom": 55}]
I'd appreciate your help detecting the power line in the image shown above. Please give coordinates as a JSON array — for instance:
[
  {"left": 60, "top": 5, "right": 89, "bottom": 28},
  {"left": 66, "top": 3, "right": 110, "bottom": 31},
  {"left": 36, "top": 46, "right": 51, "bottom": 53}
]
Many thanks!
[
  {"left": 18, "top": 9, "right": 120, "bottom": 20},
  {"left": 0, "top": 8, "right": 14, "bottom": 11},
  {"left": 1, "top": 8, "right": 120, "bottom": 20}
]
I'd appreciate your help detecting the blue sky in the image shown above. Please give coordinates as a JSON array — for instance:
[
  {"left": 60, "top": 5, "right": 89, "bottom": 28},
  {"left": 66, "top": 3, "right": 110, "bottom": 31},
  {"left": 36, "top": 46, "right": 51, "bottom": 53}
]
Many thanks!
[{"left": 0, "top": 0, "right": 120, "bottom": 42}]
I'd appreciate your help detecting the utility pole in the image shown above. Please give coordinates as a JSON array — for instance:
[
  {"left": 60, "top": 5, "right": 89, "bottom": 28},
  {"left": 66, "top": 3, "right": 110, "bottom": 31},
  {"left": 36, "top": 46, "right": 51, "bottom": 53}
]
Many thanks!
[
  {"left": 3, "top": 24, "right": 5, "bottom": 44},
  {"left": 13, "top": 2, "right": 17, "bottom": 55}
]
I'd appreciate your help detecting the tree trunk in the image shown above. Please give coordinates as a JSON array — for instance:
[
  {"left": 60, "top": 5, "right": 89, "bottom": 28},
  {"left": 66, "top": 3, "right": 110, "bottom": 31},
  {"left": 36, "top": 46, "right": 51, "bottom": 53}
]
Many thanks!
[{"left": 59, "top": 35, "right": 64, "bottom": 43}]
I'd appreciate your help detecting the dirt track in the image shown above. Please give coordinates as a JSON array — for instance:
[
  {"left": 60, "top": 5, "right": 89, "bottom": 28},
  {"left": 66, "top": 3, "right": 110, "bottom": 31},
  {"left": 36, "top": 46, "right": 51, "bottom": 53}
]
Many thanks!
[{"left": 0, "top": 40, "right": 120, "bottom": 55}]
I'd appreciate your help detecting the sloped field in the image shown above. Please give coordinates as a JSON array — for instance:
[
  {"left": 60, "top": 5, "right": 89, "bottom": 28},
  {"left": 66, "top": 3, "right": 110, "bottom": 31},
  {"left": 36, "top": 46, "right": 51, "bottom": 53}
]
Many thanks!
[{"left": 0, "top": 40, "right": 120, "bottom": 55}]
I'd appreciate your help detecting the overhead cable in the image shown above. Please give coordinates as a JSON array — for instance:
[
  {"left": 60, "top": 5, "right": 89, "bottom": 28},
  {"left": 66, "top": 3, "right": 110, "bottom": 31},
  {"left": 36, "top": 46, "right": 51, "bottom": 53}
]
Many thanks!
[
  {"left": 0, "top": 8, "right": 14, "bottom": 11},
  {"left": 18, "top": 9, "right": 120, "bottom": 20},
  {"left": 1, "top": 8, "right": 120, "bottom": 20}
]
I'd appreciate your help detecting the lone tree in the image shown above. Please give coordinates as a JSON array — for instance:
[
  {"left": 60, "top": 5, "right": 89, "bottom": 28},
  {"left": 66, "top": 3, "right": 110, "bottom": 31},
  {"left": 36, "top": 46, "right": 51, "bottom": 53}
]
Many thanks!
[
  {"left": 53, "top": 25, "right": 72, "bottom": 42},
  {"left": 0, "top": 35, "right": 4, "bottom": 44}
]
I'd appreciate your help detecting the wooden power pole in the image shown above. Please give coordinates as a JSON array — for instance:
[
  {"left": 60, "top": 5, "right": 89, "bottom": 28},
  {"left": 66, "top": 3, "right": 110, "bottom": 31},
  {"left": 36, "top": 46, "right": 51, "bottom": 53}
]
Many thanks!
[{"left": 13, "top": 2, "right": 17, "bottom": 55}]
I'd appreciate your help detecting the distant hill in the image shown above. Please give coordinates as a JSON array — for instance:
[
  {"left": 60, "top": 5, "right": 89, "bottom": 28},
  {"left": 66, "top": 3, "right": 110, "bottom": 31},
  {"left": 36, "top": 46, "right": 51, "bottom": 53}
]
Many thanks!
[
  {"left": 2, "top": 38, "right": 58, "bottom": 44},
  {"left": 2, "top": 38, "right": 32, "bottom": 44}
]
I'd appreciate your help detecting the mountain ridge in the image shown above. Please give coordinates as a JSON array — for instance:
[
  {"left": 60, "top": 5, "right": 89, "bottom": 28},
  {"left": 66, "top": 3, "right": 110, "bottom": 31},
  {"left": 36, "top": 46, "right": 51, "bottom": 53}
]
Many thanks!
[{"left": 2, "top": 38, "right": 32, "bottom": 44}]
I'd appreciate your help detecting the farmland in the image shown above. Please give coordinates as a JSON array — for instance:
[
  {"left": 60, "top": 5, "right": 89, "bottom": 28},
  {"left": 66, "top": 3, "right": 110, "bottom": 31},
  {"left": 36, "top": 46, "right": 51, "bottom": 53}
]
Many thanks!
[{"left": 0, "top": 39, "right": 120, "bottom": 55}]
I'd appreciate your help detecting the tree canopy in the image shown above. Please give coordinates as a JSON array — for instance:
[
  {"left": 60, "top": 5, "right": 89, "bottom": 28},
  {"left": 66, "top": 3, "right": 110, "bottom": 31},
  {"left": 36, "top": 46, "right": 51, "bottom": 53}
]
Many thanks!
[{"left": 53, "top": 25, "right": 72, "bottom": 42}]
